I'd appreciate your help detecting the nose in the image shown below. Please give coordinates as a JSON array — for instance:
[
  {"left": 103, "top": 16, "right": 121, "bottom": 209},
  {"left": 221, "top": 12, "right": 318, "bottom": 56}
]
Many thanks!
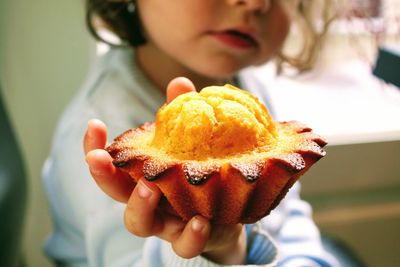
[{"left": 228, "top": 0, "right": 271, "bottom": 13}]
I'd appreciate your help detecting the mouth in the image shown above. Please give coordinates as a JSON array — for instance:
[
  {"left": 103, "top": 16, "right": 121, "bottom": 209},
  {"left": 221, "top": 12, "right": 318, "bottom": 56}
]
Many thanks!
[{"left": 211, "top": 29, "right": 258, "bottom": 49}]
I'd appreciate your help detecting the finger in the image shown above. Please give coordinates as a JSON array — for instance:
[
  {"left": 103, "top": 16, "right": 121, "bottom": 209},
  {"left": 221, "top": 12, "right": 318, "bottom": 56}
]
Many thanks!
[
  {"left": 166, "top": 77, "right": 196, "bottom": 103},
  {"left": 86, "top": 149, "right": 134, "bottom": 202},
  {"left": 124, "top": 179, "right": 164, "bottom": 237},
  {"left": 171, "top": 216, "right": 210, "bottom": 259},
  {"left": 84, "top": 119, "right": 107, "bottom": 155},
  {"left": 124, "top": 179, "right": 187, "bottom": 240},
  {"left": 154, "top": 213, "right": 186, "bottom": 242}
]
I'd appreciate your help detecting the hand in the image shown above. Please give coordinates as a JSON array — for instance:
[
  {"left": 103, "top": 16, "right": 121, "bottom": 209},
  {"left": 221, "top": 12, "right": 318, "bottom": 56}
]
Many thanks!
[{"left": 83, "top": 77, "right": 246, "bottom": 264}]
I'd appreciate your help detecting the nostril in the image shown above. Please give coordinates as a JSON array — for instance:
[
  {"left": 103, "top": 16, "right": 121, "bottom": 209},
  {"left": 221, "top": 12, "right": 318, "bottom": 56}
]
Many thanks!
[
  {"left": 254, "top": 0, "right": 271, "bottom": 13},
  {"left": 232, "top": 0, "right": 271, "bottom": 14}
]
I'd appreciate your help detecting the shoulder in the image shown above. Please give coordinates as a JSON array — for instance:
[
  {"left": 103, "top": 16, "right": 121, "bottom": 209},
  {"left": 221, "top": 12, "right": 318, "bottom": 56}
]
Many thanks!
[{"left": 58, "top": 47, "right": 163, "bottom": 136}]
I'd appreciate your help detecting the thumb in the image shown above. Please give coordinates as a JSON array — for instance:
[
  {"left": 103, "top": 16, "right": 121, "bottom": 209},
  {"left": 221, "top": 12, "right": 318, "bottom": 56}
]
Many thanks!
[
  {"left": 166, "top": 77, "right": 196, "bottom": 103},
  {"left": 84, "top": 119, "right": 108, "bottom": 155}
]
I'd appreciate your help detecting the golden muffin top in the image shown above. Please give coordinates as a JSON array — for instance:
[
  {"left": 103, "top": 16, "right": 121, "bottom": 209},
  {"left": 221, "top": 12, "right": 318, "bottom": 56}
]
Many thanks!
[{"left": 151, "top": 85, "right": 277, "bottom": 160}]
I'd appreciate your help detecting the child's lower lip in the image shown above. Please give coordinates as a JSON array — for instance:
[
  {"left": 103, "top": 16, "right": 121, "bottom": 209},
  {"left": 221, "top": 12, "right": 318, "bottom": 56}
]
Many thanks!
[{"left": 211, "top": 32, "right": 257, "bottom": 49}]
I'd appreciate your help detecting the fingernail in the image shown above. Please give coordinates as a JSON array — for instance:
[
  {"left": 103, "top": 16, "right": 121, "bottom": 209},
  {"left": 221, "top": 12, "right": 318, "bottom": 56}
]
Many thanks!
[
  {"left": 137, "top": 180, "right": 152, "bottom": 199},
  {"left": 192, "top": 217, "right": 205, "bottom": 232}
]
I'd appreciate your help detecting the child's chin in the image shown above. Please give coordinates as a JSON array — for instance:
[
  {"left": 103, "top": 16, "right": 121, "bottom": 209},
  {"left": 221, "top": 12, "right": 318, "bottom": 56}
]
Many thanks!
[
  {"left": 196, "top": 65, "right": 244, "bottom": 80},
  {"left": 187, "top": 56, "right": 251, "bottom": 79}
]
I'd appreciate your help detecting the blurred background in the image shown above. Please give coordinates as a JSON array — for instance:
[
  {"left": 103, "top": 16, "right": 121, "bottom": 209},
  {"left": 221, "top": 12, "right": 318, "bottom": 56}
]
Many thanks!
[{"left": 0, "top": 0, "right": 399, "bottom": 267}]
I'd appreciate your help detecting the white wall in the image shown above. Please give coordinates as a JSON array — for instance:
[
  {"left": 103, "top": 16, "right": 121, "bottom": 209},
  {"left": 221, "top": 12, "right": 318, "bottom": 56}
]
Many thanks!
[{"left": 0, "top": 1, "right": 93, "bottom": 266}]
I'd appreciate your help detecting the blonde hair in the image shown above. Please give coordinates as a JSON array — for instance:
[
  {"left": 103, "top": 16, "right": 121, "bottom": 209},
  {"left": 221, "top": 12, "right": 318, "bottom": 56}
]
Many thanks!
[{"left": 277, "top": 0, "right": 338, "bottom": 74}]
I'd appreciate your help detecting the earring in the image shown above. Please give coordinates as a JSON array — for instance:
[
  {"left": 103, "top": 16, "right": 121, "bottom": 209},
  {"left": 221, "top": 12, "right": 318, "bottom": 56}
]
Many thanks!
[
  {"left": 127, "top": 0, "right": 136, "bottom": 13},
  {"left": 125, "top": 0, "right": 147, "bottom": 46}
]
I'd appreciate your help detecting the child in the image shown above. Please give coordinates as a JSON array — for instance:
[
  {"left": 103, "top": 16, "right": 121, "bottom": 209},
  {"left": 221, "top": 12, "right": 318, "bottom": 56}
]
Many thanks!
[{"left": 43, "top": 0, "right": 339, "bottom": 266}]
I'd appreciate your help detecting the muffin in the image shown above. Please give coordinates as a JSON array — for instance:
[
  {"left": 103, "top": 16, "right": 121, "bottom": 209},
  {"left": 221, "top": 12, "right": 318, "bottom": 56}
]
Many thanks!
[{"left": 106, "top": 85, "right": 326, "bottom": 224}]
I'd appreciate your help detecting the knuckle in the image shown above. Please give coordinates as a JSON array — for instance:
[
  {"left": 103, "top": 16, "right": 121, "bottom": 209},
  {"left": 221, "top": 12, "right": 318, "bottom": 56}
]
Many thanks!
[
  {"left": 124, "top": 209, "right": 151, "bottom": 237},
  {"left": 172, "top": 244, "right": 194, "bottom": 259},
  {"left": 172, "top": 239, "right": 201, "bottom": 259}
]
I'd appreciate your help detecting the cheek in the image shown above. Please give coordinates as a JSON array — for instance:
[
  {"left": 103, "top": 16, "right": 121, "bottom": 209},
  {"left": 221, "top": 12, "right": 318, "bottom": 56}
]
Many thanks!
[
  {"left": 257, "top": 6, "right": 291, "bottom": 63},
  {"left": 137, "top": 2, "right": 203, "bottom": 56},
  {"left": 271, "top": 2, "right": 292, "bottom": 43},
  {"left": 137, "top": 2, "right": 171, "bottom": 41},
  {"left": 137, "top": 0, "right": 210, "bottom": 41}
]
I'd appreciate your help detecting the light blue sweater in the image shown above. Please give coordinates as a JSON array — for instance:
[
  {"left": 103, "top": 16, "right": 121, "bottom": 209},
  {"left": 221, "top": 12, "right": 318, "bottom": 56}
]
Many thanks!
[{"left": 43, "top": 47, "right": 339, "bottom": 267}]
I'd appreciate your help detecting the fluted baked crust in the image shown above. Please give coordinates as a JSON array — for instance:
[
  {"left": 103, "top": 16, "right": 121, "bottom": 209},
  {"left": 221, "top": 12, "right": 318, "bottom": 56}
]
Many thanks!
[{"left": 106, "top": 120, "right": 326, "bottom": 224}]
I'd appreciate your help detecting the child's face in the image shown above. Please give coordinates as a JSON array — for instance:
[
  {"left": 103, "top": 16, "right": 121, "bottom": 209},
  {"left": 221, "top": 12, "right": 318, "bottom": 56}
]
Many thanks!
[{"left": 138, "top": 0, "right": 292, "bottom": 79}]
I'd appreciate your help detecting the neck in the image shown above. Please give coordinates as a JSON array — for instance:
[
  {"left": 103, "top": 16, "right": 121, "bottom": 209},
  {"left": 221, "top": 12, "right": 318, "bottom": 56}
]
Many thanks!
[{"left": 135, "top": 44, "right": 230, "bottom": 93}]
